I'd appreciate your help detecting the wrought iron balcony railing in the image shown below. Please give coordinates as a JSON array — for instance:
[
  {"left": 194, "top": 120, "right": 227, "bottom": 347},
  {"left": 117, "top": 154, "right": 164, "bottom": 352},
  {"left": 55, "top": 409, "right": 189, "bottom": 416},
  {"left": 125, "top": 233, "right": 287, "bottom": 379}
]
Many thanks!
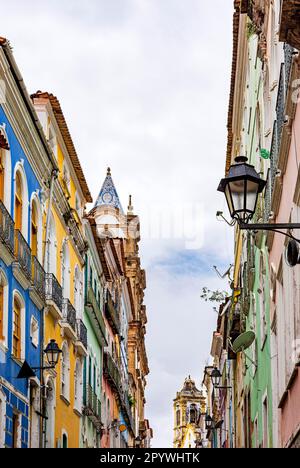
[
  {"left": 76, "top": 319, "right": 88, "bottom": 350},
  {"left": 86, "top": 385, "right": 101, "bottom": 417},
  {"left": 45, "top": 273, "right": 63, "bottom": 311},
  {"left": 284, "top": 43, "right": 294, "bottom": 94},
  {"left": 15, "top": 230, "right": 32, "bottom": 280},
  {"left": 32, "top": 256, "right": 46, "bottom": 300},
  {"left": 105, "top": 290, "right": 120, "bottom": 335},
  {"left": 85, "top": 283, "right": 107, "bottom": 340},
  {"left": 103, "top": 351, "right": 122, "bottom": 393},
  {"left": 276, "top": 64, "right": 285, "bottom": 151},
  {"left": 0, "top": 200, "right": 14, "bottom": 255},
  {"left": 62, "top": 299, "right": 77, "bottom": 333}
]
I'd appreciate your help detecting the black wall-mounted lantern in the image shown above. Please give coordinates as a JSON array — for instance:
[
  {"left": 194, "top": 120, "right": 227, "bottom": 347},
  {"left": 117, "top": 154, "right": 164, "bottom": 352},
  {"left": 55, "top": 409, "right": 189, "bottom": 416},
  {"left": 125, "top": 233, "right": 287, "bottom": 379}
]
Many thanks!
[
  {"left": 17, "top": 340, "right": 62, "bottom": 379},
  {"left": 218, "top": 157, "right": 300, "bottom": 265}
]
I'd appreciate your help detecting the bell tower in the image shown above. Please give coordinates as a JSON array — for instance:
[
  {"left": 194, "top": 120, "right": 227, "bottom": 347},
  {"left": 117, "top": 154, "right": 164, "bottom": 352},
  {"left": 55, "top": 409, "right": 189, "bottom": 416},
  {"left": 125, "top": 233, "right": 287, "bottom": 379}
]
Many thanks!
[{"left": 173, "top": 376, "right": 206, "bottom": 448}]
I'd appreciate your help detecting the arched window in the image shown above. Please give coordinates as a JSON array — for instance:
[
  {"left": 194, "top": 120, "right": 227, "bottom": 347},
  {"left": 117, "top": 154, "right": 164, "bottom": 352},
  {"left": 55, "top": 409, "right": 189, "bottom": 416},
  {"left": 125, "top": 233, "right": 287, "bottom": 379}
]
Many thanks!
[
  {"left": 45, "top": 378, "right": 55, "bottom": 448},
  {"left": 74, "top": 266, "right": 82, "bottom": 318},
  {"left": 0, "top": 148, "right": 4, "bottom": 202},
  {"left": 0, "top": 270, "right": 8, "bottom": 344},
  {"left": 189, "top": 405, "right": 197, "bottom": 424},
  {"left": 12, "top": 294, "right": 24, "bottom": 360},
  {"left": 0, "top": 388, "right": 6, "bottom": 448},
  {"left": 176, "top": 408, "right": 181, "bottom": 427},
  {"left": 61, "top": 240, "right": 70, "bottom": 299},
  {"left": 62, "top": 432, "right": 68, "bottom": 449},
  {"left": 74, "top": 359, "right": 82, "bottom": 412},
  {"left": 61, "top": 342, "right": 70, "bottom": 400},
  {"left": 0, "top": 129, "right": 12, "bottom": 211},
  {"left": 47, "top": 213, "right": 57, "bottom": 276},
  {"left": 14, "top": 171, "right": 23, "bottom": 232},
  {"left": 31, "top": 201, "right": 38, "bottom": 258},
  {"left": 13, "top": 165, "right": 28, "bottom": 239}
]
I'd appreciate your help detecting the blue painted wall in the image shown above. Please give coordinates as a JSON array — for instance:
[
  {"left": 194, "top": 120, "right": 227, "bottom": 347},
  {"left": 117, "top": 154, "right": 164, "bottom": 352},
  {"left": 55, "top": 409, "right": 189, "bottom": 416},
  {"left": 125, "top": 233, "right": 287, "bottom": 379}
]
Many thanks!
[{"left": 0, "top": 105, "right": 43, "bottom": 448}]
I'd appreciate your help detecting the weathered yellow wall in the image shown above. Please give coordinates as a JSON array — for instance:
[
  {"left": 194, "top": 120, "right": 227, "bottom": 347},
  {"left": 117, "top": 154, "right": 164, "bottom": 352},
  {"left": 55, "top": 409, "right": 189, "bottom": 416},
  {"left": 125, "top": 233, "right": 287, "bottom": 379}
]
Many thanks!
[{"left": 44, "top": 141, "right": 85, "bottom": 448}]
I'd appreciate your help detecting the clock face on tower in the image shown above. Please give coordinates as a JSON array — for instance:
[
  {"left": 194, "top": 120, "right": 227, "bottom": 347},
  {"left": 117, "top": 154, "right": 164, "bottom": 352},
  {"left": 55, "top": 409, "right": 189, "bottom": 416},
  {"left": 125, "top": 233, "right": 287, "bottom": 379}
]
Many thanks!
[{"left": 102, "top": 192, "right": 113, "bottom": 204}]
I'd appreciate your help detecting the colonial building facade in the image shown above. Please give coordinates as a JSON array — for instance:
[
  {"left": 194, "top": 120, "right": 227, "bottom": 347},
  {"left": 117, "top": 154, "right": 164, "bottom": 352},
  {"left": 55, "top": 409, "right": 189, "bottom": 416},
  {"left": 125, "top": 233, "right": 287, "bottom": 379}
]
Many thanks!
[
  {"left": 203, "top": 0, "right": 300, "bottom": 449},
  {"left": 0, "top": 37, "right": 151, "bottom": 449}
]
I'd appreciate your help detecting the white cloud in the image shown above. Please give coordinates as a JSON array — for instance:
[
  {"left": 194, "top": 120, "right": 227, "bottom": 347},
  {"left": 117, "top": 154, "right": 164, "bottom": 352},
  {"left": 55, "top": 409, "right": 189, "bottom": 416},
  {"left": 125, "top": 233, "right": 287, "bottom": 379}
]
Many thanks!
[{"left": 1, "top": 0, "right": 233, "bottom": 447}]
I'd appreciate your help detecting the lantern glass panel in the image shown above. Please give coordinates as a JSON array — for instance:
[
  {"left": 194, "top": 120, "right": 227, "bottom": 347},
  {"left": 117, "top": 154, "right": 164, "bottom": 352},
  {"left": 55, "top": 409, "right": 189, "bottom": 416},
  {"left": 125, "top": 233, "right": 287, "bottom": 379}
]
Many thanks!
[
  {"left": 225, "top": 185, "right": 234, "bottom": 217},
  {"left": 228, "top": 180, "right": 246, "bottom": 217},
  {"left": 245, "top": 180, "right": 260, "bottom": 217}
]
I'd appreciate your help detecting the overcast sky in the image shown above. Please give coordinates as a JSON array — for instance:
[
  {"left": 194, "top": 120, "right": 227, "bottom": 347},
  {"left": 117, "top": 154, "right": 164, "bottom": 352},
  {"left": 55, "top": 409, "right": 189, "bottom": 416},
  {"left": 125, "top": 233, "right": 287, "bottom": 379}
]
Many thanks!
[{"left": 2, "top": 0, "right": 234, "bottom": 447}]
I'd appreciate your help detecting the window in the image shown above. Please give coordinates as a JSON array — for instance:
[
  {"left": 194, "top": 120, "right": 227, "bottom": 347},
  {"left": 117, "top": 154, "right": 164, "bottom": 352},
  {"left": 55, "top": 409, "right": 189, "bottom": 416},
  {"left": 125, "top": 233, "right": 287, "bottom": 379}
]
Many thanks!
[
  {"left": 259, "top": 254, "right": 267, "bottom": 347},
  {"left": 75, "top": 192, "right": 81, "bottom": 215},
  {"left": 47, "top": 214, "right": 57, "bottom": 275},
  {"left": 12, "top": 412, "right": 21, "bottom": 448},
  {"left": 0, "top": 280, "right": 4, "bottom": 341},
  {"left": 48, "top": 124, "right": 57, "bottom": 159},
  {"left": 14, "top": 171, "right": 23, "bottom": 231},
  {"left": 0, "top": 149, "right": 4, "bottom": 202},
  {"left": 31, "top": 202, "right": 38, "bottom": 258},
  {"left": 0, "top": 389, "right": 6, "bottom": 448},
  {"left": 30, "top": 316, "right": 39, "bottom": 348},
  {"left": 176, "top": 408, "right": 180, "bottom": 427},
  {"left": 74, "top": 360, "right": 82, "bottom": 412},
  {"left": 74, "top": 266, "right": 82, "bottom": 318},
  {"left": 189, "top": 405, "right": 197, "bottom": 424},
  {"left": 62, "top": 433, "right": 68, "bottom": 449},
  {"left": 263, "top": 397, "right": 269, "bottom": 448},
  {"left": 45, "top": 378, "right": 55, "bottom": 448},
  {"left": 61, "top": 342, "right": 70, "bottom": 401},
  {"left": 88, "top": 356, "right": 92, "bottom": 387},
  {"left": 62, "top": 164, "right": 71, "bottom": 198},
  {"left": 61, "top": 241, "right": 70, "bottom": 299},
  {"left": 13, "top": 296, "right": 21, "bottom": 359}
]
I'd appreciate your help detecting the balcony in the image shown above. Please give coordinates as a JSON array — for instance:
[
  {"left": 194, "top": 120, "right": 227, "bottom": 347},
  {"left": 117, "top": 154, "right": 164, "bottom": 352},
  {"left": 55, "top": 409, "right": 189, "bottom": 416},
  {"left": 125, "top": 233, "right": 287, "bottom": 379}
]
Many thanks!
[
  {"left": 280, "top": 0, "right": 300, "bottom": 50},
  {"left": 61, "top": 299, "right": 77, "bottom": 341},
  {"left": 103, "top": 351, "right": 122, "bottom": 393},
  {"left": 29, "top": 256, "right": 46, "bottom": 310},
  {"left": 75, "top": 319, "right": 88, "bottom": 356},
  {"left": 83, "top": 385, "right": 102, "bottom": 428},
  {"left": 105, "top": 291, "right": 120, "bottom": 335},
  {"left": 45, "top": 273, "right": 63, "bottom": 320},
  {"left": 85, "top": 283, "right": 107, "bottom": 345},
  {"left": 120, "top": 392, "right": 136, "bottom": 436},
  {"left": 0, "top": 200, "right": 14, "bottom": 265},
  {"left": 12, "top": 230, "right": 32, "bottom": 289}
]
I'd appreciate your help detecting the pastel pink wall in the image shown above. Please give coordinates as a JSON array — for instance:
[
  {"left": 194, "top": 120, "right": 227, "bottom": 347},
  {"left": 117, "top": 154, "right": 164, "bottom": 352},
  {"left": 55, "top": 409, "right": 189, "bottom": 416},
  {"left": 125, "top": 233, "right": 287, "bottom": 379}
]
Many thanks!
[
  {"left": 270, "top": 102, "right": 300, "bottom": 447},
  {"left": 280, "top": 369, "right": 300, "bottom": 447},
  {"left": 101, "top": 377, "right": 115, "bottom": 448}
]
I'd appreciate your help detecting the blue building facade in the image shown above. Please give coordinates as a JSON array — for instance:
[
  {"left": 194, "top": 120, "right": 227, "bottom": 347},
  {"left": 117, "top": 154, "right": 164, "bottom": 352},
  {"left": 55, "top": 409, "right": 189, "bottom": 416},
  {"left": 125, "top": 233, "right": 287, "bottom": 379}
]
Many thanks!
[{"left": 0, "top": 100, "right": 46, "bottom": 447}]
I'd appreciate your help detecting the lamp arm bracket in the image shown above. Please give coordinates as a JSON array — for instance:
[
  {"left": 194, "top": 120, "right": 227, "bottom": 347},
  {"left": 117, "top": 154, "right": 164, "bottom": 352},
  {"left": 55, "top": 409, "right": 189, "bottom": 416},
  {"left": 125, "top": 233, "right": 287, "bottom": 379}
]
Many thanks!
[
  {"left": 32, "top": 366, "right": 55, "bottom": 371},
  {"left": 238, "top": 223, "right": 300, "bottom": 244}
]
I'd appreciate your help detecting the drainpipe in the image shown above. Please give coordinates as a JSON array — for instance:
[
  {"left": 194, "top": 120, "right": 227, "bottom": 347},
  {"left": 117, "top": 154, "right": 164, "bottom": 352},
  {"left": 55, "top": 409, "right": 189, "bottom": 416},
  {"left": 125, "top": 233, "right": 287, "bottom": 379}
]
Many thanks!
[{"left": 39, "top": 169, "right": 58, "bottom": 448}]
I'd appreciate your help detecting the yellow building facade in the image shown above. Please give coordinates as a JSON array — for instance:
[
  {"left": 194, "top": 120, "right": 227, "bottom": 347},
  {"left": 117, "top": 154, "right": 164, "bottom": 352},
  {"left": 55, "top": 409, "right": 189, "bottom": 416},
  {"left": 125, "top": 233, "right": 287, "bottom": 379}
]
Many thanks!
[{"left": 32, "top": 92, "right": 92, "bottom": 448}]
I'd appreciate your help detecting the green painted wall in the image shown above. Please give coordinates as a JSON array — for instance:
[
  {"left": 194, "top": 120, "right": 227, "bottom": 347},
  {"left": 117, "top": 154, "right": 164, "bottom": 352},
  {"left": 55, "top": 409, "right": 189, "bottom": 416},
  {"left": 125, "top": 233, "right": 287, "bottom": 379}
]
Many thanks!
[{"left": 243, "top": 30, "right": 273, "bottom": 448}]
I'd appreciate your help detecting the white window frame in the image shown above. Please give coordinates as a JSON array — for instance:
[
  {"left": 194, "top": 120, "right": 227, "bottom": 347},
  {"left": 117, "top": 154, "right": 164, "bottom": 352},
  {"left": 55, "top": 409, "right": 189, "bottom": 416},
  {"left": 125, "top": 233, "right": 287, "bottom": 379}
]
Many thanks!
[
  {"left": 0, "top": 269, "right": 9, "bottom": 349},
  {"left": 61, "top": 342, "right": 70, "bottom": 401},
  {"left": 12, "top": 290, "right": 26, "bottom": 361},
  {"left": 0, "top": 125, "right": 12, "bottom": 213},
  {"left": 13, "top": 162, "right": 29, "bottom": 241},
  {"left": 0, "top": 388, "right": 6, "bottom": 448}
]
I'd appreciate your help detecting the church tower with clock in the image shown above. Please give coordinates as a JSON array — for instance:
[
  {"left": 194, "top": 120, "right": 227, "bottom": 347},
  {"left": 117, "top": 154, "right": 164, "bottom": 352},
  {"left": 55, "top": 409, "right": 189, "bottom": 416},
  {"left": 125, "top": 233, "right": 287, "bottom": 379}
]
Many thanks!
[{"left": 173, "top": 377, "right": 206, "bottom": 448}]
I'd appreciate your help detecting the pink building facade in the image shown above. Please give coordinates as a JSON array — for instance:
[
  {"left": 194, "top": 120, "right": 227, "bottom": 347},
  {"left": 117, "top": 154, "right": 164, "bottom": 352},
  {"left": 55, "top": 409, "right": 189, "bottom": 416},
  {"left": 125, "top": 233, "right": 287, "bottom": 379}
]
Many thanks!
[{"left": 269, "top": 65, "right": 300, "bottom": 448}]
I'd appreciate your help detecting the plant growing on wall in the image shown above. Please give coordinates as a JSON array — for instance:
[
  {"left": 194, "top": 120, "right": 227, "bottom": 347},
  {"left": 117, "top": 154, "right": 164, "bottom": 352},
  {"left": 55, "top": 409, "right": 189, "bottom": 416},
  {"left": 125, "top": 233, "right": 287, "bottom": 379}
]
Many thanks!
[
  {"left": 128, "top": 394, "right": 136, "bottom": 408},
  {"left": 200, "top": 288, "right": 229, "bottom": 313}
]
